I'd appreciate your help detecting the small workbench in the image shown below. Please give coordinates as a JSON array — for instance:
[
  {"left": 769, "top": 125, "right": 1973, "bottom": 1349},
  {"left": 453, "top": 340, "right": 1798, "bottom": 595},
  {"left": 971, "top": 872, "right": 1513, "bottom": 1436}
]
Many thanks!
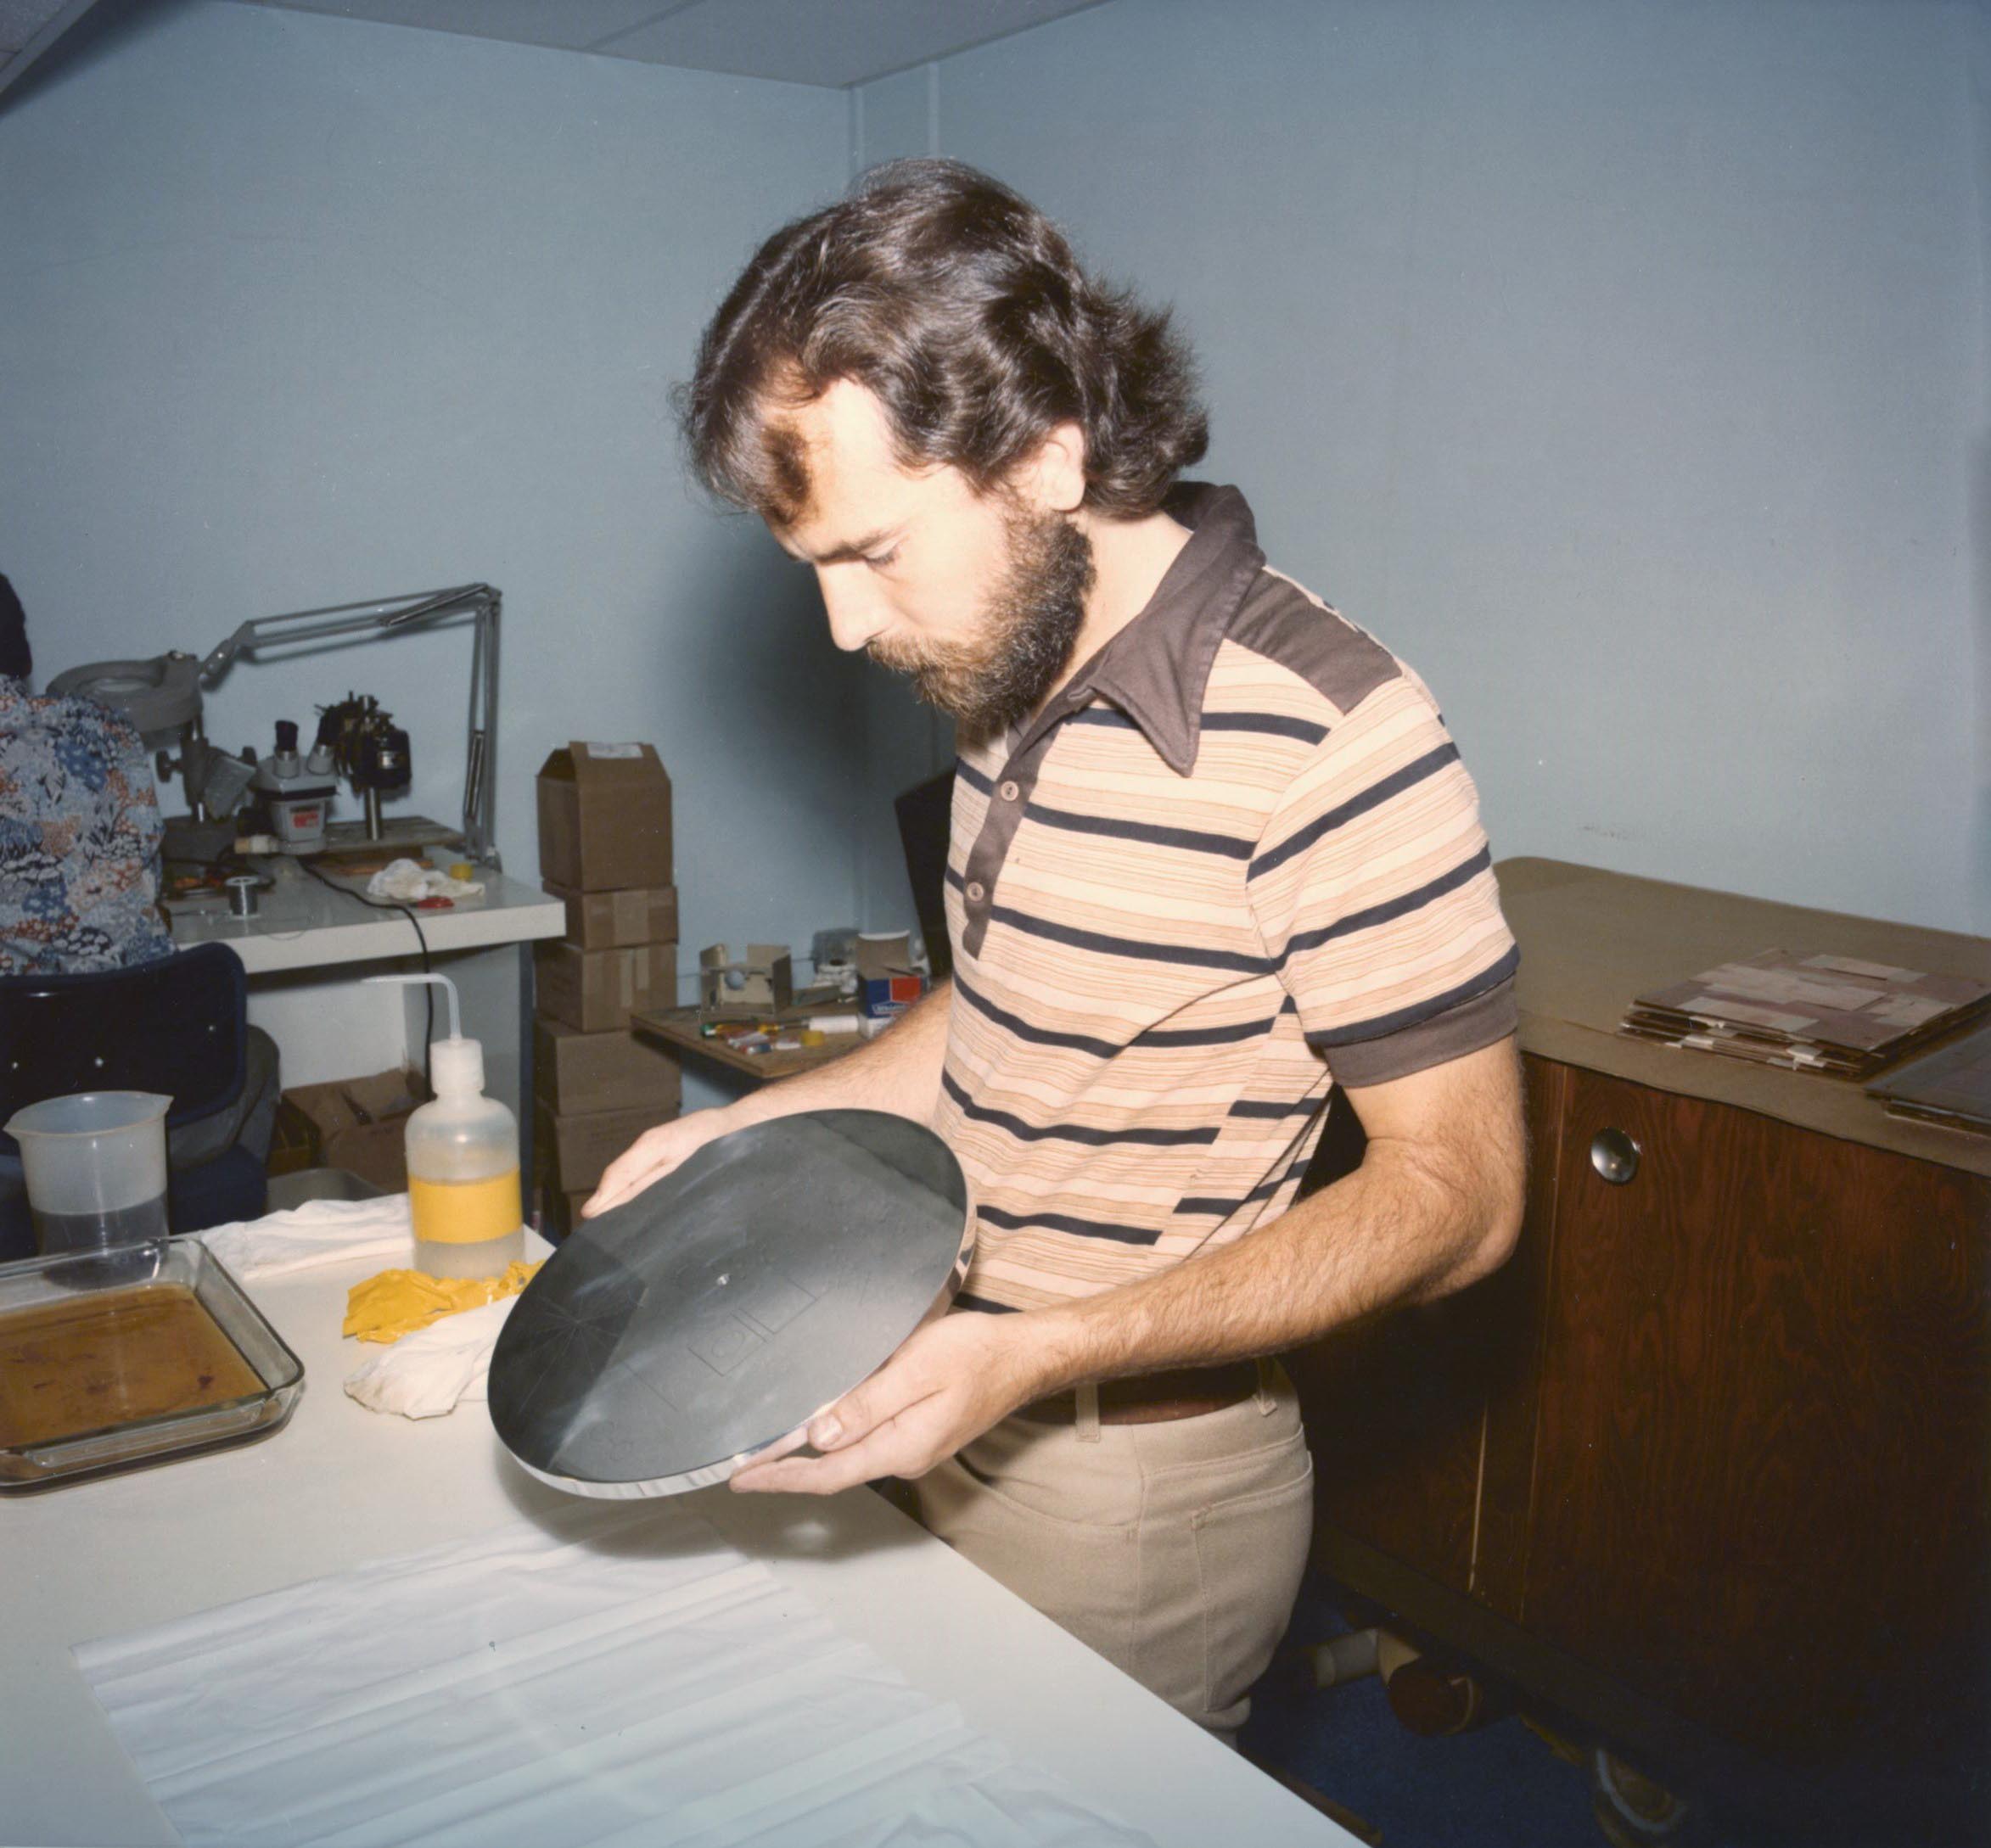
[
  {"left": 169, "top": 856, "right": 565, "bottom": 1126},
  {"left": 633, "top": 1002, "right": 867, "bottom": 1085}
]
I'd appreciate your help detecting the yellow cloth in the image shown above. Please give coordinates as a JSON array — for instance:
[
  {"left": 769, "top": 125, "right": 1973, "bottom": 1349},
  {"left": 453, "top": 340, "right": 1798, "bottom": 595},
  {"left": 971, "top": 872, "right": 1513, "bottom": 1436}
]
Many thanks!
[{"left": 343, "top": 1261, "right": 542, "bottom": 1345}]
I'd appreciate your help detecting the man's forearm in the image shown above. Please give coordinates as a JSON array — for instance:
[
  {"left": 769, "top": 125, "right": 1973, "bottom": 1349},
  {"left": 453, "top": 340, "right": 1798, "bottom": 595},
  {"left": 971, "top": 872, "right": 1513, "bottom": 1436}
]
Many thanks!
[
  {"left": 736, "top": 1131, "right": 1524, "bottom": 1496},
  {"left": 721, "top": 977, "right": 954, "bottom": 1131},
  {"left": 1016, "top": 1144, "right": 1516, "bottom": 1396}
]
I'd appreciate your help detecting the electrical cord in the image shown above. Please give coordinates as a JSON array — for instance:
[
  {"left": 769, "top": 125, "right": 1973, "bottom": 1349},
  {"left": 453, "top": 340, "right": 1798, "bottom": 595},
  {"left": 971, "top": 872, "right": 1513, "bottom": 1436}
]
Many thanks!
[{"left": 299, "top": 856, "right": 435, "bottom": 1097}]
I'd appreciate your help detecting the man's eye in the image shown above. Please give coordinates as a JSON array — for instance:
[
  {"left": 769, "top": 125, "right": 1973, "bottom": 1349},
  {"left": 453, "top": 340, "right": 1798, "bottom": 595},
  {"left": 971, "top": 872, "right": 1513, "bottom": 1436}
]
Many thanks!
[{"left": 865, "top": 548, "right": 900, "bottom": 570}]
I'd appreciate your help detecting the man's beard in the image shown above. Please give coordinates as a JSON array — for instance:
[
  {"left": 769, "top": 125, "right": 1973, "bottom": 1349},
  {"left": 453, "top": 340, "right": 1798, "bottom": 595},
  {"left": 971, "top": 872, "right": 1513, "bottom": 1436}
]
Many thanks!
[{"left": 868, "top": 509, "right": 1095, "bottom": 743}]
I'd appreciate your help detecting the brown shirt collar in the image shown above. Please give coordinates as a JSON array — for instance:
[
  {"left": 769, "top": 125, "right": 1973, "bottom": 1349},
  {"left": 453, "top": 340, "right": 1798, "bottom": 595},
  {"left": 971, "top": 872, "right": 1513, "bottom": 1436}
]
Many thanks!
[{"left": 1053, "top": 482, "right": 1265, "bottom": 777}]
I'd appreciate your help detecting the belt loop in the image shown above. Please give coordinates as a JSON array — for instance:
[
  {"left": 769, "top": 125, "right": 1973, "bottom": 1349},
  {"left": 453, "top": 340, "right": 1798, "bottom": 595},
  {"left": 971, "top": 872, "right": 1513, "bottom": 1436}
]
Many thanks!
[
  {"left": 1253, "top": 1358, "right": 1278, "bottom": 1415},
  {"left": 1075, "top": 1381, "right": 1102, "bottom": 1443}
]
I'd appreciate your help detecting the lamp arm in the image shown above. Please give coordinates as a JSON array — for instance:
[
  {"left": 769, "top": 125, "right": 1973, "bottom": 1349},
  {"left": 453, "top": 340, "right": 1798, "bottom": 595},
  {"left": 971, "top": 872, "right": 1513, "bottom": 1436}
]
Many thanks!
[
  {"left": 198, "top": 584, "right": 497, "bottom": 686},
  {"left": 193, "top": 582, "right": 503, "bottom": 866}
]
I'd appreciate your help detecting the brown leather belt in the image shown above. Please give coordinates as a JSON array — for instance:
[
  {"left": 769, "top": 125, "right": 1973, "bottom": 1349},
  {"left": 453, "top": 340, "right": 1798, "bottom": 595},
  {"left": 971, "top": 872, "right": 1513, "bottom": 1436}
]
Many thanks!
[{"left": 1018, "top": 1360, "right": 1262, "bottom": 1426}]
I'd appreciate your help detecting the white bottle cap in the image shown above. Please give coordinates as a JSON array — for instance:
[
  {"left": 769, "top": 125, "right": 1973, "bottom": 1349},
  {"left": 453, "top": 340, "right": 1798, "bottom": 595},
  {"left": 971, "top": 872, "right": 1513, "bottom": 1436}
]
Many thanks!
[{"left": 431, "top": 1035, "right": 485, "bottom": 1095}]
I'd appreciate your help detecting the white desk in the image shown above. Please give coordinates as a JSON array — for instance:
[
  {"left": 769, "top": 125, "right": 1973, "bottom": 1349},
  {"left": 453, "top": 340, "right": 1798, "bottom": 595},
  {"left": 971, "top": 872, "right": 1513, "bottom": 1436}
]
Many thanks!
[
  {"left": 170, "top": 860, "right": 565, "bottom": 1115},
  {"left": 171, "top": 862, "right": 565, "bottom": 977},
  {"left": 1, "top": 1249, "right": 1348, "bottom": 1847}
]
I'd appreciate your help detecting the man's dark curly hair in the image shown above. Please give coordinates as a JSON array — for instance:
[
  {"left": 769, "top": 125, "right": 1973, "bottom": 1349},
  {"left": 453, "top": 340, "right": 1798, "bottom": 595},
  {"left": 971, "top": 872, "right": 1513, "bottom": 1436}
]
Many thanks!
[{"left": 678, "top": 160, "right": 1208, "bottom": 525}]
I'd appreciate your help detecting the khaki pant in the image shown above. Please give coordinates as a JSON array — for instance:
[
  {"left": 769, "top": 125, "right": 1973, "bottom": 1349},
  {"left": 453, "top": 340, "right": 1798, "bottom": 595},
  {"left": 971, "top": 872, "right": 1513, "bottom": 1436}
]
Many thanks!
[{"left": 916, "top": 1361, "right": 1313, "bottom": 1744}]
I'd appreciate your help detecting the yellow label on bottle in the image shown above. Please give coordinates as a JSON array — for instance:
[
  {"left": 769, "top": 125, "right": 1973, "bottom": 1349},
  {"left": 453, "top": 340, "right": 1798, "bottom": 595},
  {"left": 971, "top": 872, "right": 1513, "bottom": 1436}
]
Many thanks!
[{"left": 409, "top": 1171, "right": 522, "bottom": 1245}]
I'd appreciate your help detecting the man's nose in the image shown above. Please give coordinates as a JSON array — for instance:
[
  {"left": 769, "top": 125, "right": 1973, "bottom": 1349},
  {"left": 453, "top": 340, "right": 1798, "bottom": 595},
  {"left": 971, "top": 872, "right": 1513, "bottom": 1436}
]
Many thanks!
[{"left": 817, "top": 568, "right": 891, "bottom": 653}]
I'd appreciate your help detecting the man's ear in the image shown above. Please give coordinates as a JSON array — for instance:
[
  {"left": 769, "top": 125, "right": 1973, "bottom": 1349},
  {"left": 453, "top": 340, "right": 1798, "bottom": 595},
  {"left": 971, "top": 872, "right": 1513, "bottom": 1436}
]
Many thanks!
[{"left": 1013, "top": 422, "right": 1087, "bottom": 515}]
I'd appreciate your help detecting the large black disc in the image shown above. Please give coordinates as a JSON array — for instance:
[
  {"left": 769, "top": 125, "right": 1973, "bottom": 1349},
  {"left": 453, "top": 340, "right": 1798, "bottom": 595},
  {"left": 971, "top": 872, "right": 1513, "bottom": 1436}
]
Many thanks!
[{"left": 489, "top": 1110, "right": 971, "bottom": 1497}]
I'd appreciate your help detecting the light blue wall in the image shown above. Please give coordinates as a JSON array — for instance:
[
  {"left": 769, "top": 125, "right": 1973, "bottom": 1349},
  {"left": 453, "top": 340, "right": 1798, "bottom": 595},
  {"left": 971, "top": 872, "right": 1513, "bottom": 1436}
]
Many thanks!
[
  {"left": 864, "top": 0, "right": 1988, "bottom": 935},
  {"left": 0, "top": 0, "right": 862, "bottom": 1085},
  {"left": 7, "top": 0, "right": 1983, "bottom": 1014}
]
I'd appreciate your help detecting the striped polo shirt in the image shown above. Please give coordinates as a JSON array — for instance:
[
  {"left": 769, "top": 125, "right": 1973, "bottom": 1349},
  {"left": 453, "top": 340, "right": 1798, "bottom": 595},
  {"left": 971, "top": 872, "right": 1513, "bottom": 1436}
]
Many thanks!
[{"left": 934, "top": 483, "right": 1518, "bottom": 1314}]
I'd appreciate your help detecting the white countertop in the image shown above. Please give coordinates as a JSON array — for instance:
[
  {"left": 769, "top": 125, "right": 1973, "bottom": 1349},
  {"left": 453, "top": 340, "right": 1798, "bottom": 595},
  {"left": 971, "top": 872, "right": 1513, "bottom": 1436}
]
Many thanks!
[
  {"left": 169, "top": 861, "right": 564, "bottom": 975},
  {"left": 2, "top": 1246, "right": 1347, "bottom": 1848}
]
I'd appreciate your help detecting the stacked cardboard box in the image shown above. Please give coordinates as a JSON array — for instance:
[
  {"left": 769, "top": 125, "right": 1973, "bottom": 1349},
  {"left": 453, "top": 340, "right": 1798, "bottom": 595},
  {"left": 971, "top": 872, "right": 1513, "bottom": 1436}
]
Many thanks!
[{"left": 532, "top": 742, "right": 681, "bottom": 1235}]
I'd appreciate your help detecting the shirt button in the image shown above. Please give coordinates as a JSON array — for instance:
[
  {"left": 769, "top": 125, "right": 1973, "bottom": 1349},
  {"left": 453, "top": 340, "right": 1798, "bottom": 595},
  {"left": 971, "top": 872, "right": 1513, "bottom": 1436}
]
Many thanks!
[
  {"left": 966, "top": 881, "right": 987, "bottom": 903},
  {"left": 998, "top": 780, "right": 1021, "bottom": 802}
]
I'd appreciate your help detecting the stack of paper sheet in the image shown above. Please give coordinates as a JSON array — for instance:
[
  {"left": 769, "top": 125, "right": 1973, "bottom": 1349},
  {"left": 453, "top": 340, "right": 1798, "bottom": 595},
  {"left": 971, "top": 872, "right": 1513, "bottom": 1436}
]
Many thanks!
[
  {"left": 1865, "top": 1022, "right": 1991, "bottom": 1135},
  {"left": 1618, "top": 950, "right": 1991, "bottom": 1078},
  {"left": 73, "top": 1500, "right": 1154, "bottom": 1848}
]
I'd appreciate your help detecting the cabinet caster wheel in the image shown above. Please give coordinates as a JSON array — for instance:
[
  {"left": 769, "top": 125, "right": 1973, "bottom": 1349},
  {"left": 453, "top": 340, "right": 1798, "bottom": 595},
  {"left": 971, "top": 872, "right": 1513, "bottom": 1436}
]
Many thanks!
[{"left": 1590, "top": 1749, "right": 1689, "bottom": 1846}]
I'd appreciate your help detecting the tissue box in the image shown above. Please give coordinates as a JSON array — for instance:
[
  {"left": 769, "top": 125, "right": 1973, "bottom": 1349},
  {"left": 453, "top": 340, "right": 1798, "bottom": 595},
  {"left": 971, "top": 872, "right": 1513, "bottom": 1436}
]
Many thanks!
[{"left": 856, "top": 932, "right": 927, "bottom": 1021}]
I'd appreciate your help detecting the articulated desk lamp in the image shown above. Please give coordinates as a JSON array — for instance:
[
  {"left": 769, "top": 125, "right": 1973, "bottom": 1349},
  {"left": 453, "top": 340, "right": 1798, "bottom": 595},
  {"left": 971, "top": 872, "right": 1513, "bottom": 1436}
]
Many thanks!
[{"left": 48, "top": 583, "right": 502, "bottom": 868}]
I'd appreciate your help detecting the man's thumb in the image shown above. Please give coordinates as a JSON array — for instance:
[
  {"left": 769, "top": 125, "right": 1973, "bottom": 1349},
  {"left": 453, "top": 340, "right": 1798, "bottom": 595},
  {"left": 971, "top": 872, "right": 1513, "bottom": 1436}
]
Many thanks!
[{"left": 808, "top": 1391, "right": 862, "bottom": 1450}]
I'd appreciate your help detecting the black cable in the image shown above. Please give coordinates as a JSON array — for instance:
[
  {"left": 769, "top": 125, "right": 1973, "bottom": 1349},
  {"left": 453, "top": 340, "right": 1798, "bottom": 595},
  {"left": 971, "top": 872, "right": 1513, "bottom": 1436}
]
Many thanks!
[{"left": 300, "top": 856, "right": 435, "bottom": 1097}]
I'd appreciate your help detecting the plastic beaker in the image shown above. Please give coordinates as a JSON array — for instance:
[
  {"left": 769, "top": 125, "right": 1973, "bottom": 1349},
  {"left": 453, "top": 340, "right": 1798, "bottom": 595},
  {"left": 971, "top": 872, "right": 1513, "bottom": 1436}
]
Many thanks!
[{"left": 5, "top": 1092, "right": 171, "bottom": 1256}]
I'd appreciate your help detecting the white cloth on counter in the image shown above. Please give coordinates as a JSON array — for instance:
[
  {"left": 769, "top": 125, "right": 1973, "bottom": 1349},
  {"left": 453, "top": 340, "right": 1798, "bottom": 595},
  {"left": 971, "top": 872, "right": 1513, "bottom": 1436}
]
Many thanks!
[
  {"left": 366, "top": 857, "right": 485, "bottom": 903},
  {"left": 199, "top": 1196, "right": 552, "bottom": 1418},
  {"left": 72, "top": 1501, "right": 1155, "bottom": 1848},
  {"left": 343, "top": 1291, "right": 523, "bottom": 1420},
  {"left": 199, "top": 1196, "right": 418, "bottom": 1280}
]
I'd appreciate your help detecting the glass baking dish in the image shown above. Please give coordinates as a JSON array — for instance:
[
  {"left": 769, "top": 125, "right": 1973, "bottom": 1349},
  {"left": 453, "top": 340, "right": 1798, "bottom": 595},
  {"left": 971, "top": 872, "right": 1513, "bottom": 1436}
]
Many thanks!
[{"left": 0, "top": 1235, "right": 304, "bottom": 1492}]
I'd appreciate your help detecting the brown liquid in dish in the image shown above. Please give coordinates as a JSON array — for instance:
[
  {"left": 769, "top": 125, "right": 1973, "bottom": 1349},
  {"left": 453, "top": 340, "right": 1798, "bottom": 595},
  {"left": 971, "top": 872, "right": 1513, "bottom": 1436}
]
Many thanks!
[{"left": 0, "top": 1284, "right": 263, "bottom": 1450}]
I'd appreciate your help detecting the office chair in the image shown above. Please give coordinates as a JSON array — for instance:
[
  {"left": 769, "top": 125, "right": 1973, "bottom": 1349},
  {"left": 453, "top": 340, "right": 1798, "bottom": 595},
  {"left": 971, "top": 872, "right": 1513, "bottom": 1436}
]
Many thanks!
[{"left": 0, "top": 943, "right": 272, "bottom": 1259}]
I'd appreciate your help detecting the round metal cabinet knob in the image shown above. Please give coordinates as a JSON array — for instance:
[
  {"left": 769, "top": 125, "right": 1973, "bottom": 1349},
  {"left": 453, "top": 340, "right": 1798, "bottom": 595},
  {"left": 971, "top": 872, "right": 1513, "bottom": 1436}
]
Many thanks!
[{"left": 1590, "top": 1128, "right": 1640, "bottom": 1185}]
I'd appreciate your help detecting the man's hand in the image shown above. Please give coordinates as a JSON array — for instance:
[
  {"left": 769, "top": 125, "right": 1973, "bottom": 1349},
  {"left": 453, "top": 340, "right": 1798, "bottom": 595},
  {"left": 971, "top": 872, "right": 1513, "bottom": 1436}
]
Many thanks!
[
  {"left": 584, "top": 1110, "right": 738, "bottom": 1217},
  {"left": 729, "top": 1309, "right": 1056, "bottom": 1496}
]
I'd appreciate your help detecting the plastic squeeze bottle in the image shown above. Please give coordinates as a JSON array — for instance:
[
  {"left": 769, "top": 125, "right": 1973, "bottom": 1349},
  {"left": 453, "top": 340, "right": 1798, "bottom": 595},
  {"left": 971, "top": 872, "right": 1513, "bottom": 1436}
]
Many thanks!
[{"left": 363, "top": 972, "right": 524, "bottom": 1280}]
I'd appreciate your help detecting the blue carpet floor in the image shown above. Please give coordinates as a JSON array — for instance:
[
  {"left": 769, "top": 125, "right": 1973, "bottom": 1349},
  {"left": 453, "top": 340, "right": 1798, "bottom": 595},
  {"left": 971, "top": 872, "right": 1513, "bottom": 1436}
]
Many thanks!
[
  {"left": 1241, "top": 1572, "right": 1672, "bottom": 1848},
  {"left": 1241, "top": 1571, "right": 1990, "bottom": 1848}
]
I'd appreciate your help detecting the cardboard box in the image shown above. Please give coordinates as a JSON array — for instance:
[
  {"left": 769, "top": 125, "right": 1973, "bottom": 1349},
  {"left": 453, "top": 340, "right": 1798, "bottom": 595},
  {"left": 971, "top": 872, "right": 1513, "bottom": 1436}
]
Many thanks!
[
  {"left": 277, "top": 1067, "right": 423, "bottom": 1195},
  {"left": 534, "top": 1102, "right": 663, "bottom": 1196},
  {"left": 698, "top": 942, "right": 794, "bottom": 1015},
  {"left": 266, "top": 1098, "right": 322, "bottom": 1178},
  {"left": 536, "top": 742, "right": 672, "bottom": 892},
  {"left": 542, "top": 880, "right": 679, "bottom": 951},
  {"left": 533, "top": 1016, "right": 683, "bottom": 1117},
  {"left": 534, "top": 939, "right": 676, "bottom": 1033},
  {"left": 541, "top": 1186, "right": 594, "bottom": 1241}
]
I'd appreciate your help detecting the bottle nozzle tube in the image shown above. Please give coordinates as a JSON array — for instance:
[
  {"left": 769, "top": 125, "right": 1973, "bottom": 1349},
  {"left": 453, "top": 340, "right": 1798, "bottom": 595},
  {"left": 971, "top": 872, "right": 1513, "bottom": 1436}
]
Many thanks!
[{"left": 364, "top": 970, "right": 464, "bottom": 1040}]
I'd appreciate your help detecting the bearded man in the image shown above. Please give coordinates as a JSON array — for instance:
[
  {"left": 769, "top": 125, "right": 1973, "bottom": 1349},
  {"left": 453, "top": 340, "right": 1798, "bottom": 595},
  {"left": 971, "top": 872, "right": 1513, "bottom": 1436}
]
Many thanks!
[{"left": 590, "top": 160, "right": 1526, "bottom": 1745}]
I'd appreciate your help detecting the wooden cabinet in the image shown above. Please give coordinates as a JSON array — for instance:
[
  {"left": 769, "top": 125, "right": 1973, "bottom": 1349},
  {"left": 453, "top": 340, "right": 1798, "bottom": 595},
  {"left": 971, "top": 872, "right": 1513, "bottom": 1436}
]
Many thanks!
[
  {"left": 1287, "top": 861, "right": 1991, "bottom": 1838},
  {"left": 1528, "top": 1067, "right": 1988, "bottom": 1774}
]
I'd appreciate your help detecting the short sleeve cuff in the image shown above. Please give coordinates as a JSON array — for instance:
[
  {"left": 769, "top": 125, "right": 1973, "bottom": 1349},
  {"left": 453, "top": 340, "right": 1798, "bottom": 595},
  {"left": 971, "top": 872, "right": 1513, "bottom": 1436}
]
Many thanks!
[{"left": 1308, "top": 968, "right": 1519, "bottom": 1089}]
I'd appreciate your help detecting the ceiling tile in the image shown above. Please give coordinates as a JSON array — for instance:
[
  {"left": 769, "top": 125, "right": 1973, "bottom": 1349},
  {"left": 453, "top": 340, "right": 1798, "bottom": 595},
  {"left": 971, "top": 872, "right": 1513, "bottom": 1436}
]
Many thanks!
[
  {"left": 0, "top": 0, "right": 74, "bottom": 55},
  {"left": 600, "top": 0, "right": 1103, "bottom": 87},
  {"left": 257, "top": 0, "right": 681, "bottom": 55}
]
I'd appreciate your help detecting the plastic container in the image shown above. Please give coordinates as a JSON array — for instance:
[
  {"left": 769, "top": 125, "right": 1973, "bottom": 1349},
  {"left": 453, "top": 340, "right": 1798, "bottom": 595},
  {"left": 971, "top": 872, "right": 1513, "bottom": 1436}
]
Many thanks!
[
  {"left": 0, "top": 1235, "right": 305, "bottom": 1492},
  {"left": 4, "top": 1091, "right": 171, "bottom": 1257},
  {"left": 364, "top": 973, "right": 523, "bottom": 1280}
]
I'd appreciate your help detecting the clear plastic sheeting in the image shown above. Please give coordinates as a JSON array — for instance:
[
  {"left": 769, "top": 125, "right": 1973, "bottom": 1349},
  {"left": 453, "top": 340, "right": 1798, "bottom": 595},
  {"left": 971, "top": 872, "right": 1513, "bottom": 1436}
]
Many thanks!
[{"left": 72, "top": 1500, "right": 1154, "bottom": 1848}]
